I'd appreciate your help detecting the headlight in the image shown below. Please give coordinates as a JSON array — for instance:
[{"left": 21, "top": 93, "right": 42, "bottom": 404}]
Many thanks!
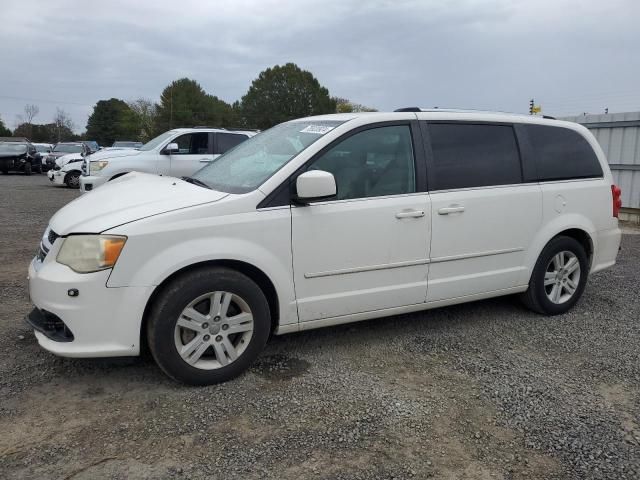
[
  {"left": 56, "top": 235, "right": 127, "bottom": 273},
  {"left": 89, "top": 160, "right": 109, "bottom": 172}
]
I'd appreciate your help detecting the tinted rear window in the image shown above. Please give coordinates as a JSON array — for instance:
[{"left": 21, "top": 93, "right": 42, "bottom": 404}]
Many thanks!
[
  {"left": 216, "top": 133, "right": 248, "bottom": 154},
  {"left": 428, "top": 123, "right": 522, "bottom": 190},
  {"left": 524, "top": 125, "right": 602, "bottom": 181}
]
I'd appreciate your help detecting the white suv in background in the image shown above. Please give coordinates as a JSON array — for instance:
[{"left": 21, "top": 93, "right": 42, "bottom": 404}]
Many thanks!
[
  {"left": 28, "top": 110, "right": 622, "bottom": 385},
  {"left": 79, "top": 127, "right": 256, "bottom": 192}
]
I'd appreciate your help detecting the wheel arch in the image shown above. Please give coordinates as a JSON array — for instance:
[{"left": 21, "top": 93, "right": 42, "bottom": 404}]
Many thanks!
[
  {"left": 526, "top": 221, "right": 596, "bottom": 285},
  {"left": 63, "top": 169, "right": 81, "bottom": 182},
  {"left": 139, "top": 259, "right": 280, "bottom": 354},
  {"left": 109, "top": 172, "right": 131, "bottom": 181}
]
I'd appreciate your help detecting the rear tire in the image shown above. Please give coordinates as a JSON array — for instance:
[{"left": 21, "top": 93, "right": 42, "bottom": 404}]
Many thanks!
[
  {"left": 521, "top": 236, "right": 589, "bottom": 315},
  {"left": 147, "top": 267, "right": 271, "bottom": 385}
]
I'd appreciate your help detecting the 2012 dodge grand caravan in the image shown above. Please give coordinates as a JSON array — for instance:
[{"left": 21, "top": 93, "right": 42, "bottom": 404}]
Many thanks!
[{"left": 27, "top": 110, "right": 622, "bottom": 385}]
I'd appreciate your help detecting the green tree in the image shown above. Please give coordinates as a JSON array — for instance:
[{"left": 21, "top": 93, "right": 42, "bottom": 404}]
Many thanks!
[
  {"left": 333, "top": 97, "right": 377, "bottom": 113},
  {"left": 86, "top": 98, "right": 139, "bottom": 146},
  {"left": 13, "top": 123, "right": 76, "bottom": 143},
  {"left": 154, "top": 78, "right": 234, "bottom": 134},
  {"left": 240, "top": 63, "right": 336, "bottom": 130},
  {"left": 0, "top": 116, "right": 11, "bottom": 137}
]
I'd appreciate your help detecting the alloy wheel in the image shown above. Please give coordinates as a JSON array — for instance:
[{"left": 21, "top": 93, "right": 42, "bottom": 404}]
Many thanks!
[
  {"left": 174, "top": 291, "right": 254, "bottom": 369},
  {"left": 544, "top": 250, "right": 581, "bottom": 304}
]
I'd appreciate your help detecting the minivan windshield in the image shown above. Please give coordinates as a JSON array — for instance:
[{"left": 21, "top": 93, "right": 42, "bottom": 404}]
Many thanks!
[{"left": 192, "top": 120, "right": 345, "bottom": 193}]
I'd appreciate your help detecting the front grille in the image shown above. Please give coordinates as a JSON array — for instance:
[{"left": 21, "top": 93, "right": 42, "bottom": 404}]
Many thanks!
[
  {"left": 81, "top": 159, "right": 87, "bottom": 175},
  {"left": 25, "top": 308, "right": 74, "bottom": 342},
  {"left": 38, "top": 228, "right": 59, "bottom": 262},
  {"left": 48, "top": 229, "right": 59, "bottom": 245}
]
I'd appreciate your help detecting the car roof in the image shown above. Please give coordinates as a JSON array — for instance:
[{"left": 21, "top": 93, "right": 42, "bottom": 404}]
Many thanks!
[{"left": 296, "top": 110, "right": 581, "bottom": 129}]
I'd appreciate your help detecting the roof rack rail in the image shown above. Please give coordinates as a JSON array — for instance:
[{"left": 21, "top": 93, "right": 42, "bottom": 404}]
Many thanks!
[
  {"left": 192, "top": 126, "right": 225, "bottom": 129},
  {"left": 394, "top": 107, "right": 543, "bottom": 117},
  {"left": 542, "top": 115, "right": 556, "bottom": 120}
]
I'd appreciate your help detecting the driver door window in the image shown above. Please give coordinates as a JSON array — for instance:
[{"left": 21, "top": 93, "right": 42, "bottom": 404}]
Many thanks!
[
  {"left": 172, "top": 133, "right": 210, "bottom": 155},
  {"left": 307, "top": 125, "right": 416, "bottom": 200},
  {"left": 169, "top": 133, "right": 212, "bottom": 178}
]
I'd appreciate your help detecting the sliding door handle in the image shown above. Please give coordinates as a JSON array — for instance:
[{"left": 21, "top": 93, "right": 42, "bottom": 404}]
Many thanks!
[
  {"left": 438, "top": 205, "right": 465, "bottom": 215},
  {"left": 395, "top": 209, "right": 425, "bottom": 219}
]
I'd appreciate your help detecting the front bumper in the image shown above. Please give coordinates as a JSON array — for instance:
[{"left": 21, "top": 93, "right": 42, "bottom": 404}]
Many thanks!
[
  {"left": 79, "top": 175, "right": 107, "bottom": 193},
  {"left": 47, "top": 169, "right": 66, "bottom": 185},
  {"left": 27, "top": 249, "right": 154, "bottom": 358}
]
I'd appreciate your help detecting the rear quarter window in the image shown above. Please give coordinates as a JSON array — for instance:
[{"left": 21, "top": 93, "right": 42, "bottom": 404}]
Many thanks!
[
  {"left": 216, "top": 133, "right": 248, "bottom": 154},
  {"left": 523, "top": 125, "right": 603, "bottom": 181}
]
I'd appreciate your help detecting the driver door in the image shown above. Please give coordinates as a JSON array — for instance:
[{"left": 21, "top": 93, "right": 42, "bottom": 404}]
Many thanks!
[
  {"left": 291, "top": 123, "right": 431, "bottom": 322},
  {"left": 169, "top": 132, "right": 213, "bottom": 178}
]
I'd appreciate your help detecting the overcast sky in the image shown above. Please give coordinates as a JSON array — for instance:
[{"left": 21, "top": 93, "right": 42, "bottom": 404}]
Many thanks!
[{"left": 2, "top": 0, "right": 639, "bottom": 133}]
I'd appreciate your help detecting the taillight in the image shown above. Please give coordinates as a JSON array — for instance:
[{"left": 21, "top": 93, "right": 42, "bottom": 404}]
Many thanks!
[{"left": 611, "top": 184, "right": 622, "bottom": 218}]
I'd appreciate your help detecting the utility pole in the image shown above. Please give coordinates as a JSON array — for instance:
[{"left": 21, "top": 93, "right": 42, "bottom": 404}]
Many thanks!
[{"left": 170, "top": 84, "right": 173, "bottom": 129}]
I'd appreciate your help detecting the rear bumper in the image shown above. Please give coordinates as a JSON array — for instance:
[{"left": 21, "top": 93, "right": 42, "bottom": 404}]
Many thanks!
[
  {"left": 591, "top": 226, "right": 622, "bottom": 273},
  {"left": 80, "top": 175, "right": 107, "bottom": 193}
]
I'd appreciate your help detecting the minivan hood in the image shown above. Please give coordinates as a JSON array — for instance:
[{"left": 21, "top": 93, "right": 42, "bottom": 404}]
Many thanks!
[{"left": 49, "top": 172, "right": 229, "bottom": 235}]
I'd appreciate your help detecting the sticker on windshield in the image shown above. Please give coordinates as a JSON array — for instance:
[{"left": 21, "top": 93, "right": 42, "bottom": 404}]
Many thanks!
[{"left": 300, "top": 125, "right": 335, "bottom": 135}]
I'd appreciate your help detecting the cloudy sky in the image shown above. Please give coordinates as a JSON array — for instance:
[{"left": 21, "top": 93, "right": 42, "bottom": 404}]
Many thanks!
[{"left": 2, "top": 0, "right": 639, "bottom": 133}]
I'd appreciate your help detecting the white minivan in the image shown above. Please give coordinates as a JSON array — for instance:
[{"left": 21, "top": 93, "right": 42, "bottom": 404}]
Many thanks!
[{"left": 27, "top": 110, "right": 622, "bottom": 385}]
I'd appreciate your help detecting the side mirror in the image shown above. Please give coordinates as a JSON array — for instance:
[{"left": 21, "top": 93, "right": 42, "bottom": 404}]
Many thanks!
[
  {"left": 295, "top": 170, "right": 336, "bottom": 204},
  {"left": 164, "top": 142, "right": 179, "bottom": 154}
]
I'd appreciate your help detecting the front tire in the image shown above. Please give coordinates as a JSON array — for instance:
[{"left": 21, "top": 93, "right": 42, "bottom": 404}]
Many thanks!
[
  {"left": 147, "top": 267, "right": 271, "bottom": 385},
  {"left": 521, "top": 236, "right": 589, "bottom": 315},
  {"left": 64, "top": 171, "right": 80, "bottom": 188}
]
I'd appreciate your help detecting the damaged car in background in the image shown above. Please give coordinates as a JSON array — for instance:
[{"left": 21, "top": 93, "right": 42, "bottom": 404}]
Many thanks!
[{"left": 0, "top": 138, "right": 42, "bottom": 175}]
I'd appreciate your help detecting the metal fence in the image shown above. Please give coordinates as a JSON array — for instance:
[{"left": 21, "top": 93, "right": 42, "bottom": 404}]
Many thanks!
[{"left": 561, "top": 112, "right": 640, "bottom": 210}]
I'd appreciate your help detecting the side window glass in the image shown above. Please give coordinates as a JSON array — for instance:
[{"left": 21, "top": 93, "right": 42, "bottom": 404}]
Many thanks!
[
  {"left": 428, "top": 123, "right": 522, "bottom": 190},
  {"left": 216, "top": 133, "right": 248, "bottom": 154},
  {"left": 307, "top": 125, "right": 416, "bottom": 200},
  {"left": 172, "top": 133, "right": 209, "bottom": 155},
  {"left": 524, "top": 125, "right": 603, "bottom": 181}
]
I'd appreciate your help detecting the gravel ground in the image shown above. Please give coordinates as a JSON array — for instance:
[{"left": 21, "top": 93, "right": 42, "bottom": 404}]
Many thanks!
[{"left": 1, "top": 174, "right": 638, "bottom": 480}]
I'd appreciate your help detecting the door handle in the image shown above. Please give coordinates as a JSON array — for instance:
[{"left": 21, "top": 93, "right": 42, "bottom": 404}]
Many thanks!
[
  {"left": 438, "top": 205, "right": 465, "bottom": 215},
  {"left": 199, "top": 158, "right": 212, "bottom": 162},
  {"left": 395, "top": 209, "right": 425, "bottom": 219}
]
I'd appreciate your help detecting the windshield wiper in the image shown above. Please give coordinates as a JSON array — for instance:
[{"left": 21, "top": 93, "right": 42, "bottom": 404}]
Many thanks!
[{"left": 181, "top": 176, "right": 211, "bottom": 189}]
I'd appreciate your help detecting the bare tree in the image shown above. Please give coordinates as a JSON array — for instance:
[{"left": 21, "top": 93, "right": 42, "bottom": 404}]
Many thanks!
[
  {"left": 128, "top": 98, "right": 158, "bottom": 142},
  {"left": 53, "top": 108, "right": 75, "bottom": 142},
  {"left": 24, "top": 104, "right": 39, "bottom": 124}
]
